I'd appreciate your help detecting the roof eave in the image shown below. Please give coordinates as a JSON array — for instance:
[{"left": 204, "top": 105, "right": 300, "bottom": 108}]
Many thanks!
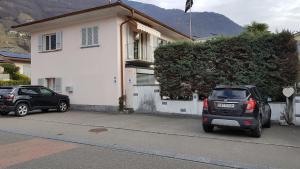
[{"left": 12, "top": 1, "right": 191, "bottom": 40}]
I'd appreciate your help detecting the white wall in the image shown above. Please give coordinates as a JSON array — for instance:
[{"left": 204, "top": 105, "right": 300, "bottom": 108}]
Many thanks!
[
  {"left": 31, "top": 16, "right": 121, "bottom": 106},
  {"left": 133, "top": 85, "right": 285, "bottom": 121}
]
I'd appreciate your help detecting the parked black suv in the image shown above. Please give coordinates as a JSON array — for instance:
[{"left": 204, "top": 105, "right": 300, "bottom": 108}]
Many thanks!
[
  {"left": 0, "top": 86, "right": 70, "bottom": 117},
  {"left": 202, "top": 85, "right": 271, "bottom": 137}
]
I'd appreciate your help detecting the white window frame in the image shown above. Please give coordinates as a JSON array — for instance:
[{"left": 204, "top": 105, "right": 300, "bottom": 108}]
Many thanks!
[
  {"left": 43, "top": 33, "right": 57, "bottom": 51},
  {"left": 81, "top": 26, "right": 99, "bottom": 48},
  {"left": 38, "top": 78, "right": 62, "bottom": 93},
  {"left": 38, "top": 32, "right": 62, "bottom": 53}
]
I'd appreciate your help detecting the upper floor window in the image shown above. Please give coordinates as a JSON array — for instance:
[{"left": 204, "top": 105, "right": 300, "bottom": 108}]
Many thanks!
[
  {"left": 38, "top": 32, "right": 62, "bottom": 52},
  {"left": 81, "top": 26, "right": 99, "bottom": 48}
]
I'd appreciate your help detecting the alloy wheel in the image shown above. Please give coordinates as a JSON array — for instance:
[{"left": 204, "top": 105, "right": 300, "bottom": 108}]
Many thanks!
[{"left": 59, "top": 102, "right": 68, "bottom": 112}]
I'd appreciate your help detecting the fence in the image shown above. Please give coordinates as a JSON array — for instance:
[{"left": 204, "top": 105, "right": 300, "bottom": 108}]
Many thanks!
[{"left": 132, "top": 85, "right": 285, "bottom": 121}]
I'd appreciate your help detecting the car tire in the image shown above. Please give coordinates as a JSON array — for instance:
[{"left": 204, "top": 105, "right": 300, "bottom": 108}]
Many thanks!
[
  {"left": 15, "top": 103, "right": 29, "bottom": 117},
  {"left": 264, "top": 114, "right": 271, "bottom": 128},
  {"left": 58, "top": 101, "right": 68, "bottom": 112},
  {"left": 0, "top": 111, "right": 10, "bottom": 116},
  {"left": 252, "top": 116, "right": 262, "bottom": 138},
  {"left": 203, "top": 124, "right": 214, "bottom": 133}
]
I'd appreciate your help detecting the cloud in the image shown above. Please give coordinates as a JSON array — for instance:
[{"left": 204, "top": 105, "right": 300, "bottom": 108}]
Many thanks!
[{"left": 132, "top": 0, "right": 300, "bottom": 32}]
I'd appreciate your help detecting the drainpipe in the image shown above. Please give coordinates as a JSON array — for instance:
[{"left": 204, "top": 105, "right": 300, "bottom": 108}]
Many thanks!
[{"left": 120, "top": 10, "right": 134, "bottom": 107}]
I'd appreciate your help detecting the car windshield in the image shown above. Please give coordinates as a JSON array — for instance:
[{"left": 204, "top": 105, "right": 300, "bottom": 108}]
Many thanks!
[
  {"left": 0, "top": 88, "right": 13, "bottom": 94},
  {"left": 211, "top": 88, "right": 248, "bottom": 99}
]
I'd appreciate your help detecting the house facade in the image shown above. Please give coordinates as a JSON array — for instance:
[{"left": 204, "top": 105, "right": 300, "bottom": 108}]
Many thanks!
[
  {"left": 0, "top": 51, "right": 31, "bottom": 78},
  {"left": 13, "top": 2, "right": 190, "bottom": 111},
  {"left": 295, "top": 33, "right": 300, "bottom": 87}
]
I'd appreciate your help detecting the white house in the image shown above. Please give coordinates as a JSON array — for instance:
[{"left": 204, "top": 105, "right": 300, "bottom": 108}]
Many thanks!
[{"left": 12, "top": 2, "right": 190, "bottom": 112}]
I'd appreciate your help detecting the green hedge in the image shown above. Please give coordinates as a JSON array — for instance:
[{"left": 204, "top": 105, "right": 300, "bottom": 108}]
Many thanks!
[
  {"left": 154, "top": 31, "right": 299, "bottom": 101},
  {"left": 0, "top": 80, "right": 30, "bottom": 86}
]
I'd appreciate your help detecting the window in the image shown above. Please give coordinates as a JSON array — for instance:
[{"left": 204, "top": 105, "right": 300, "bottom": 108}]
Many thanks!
[
  {"left": 0, "top": 87, "right": 13, "bottom": 94},
  {"left": 40, "top": 88, "right": 54, "bottom": 96},
  {"left": 211, "top": 88, "right": 249, "bottom": 99},
  {"left": 38, "top": 32, "right": 62, "bottom": 52},
  {"left": 19, "top": 88, "right": 40, "bottom": 95},
  {"left": 81, "top": 26, "right": 99, "bottom": 47},
  {"left": 38, "top": 78, "right": 62, "bottom": 93}
]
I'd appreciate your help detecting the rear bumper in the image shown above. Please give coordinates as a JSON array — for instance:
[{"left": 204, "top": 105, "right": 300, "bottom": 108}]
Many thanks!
[
  {"left": 0, "top": 105, "right": 15, "bottom": 112},
  {"left": 202, "top": 114, "right": 258, "bottom": 130}
]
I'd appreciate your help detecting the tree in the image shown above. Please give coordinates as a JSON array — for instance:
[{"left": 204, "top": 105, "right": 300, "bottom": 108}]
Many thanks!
[{"left": 245, "top": 22, "right": 269, "bottom": 34}]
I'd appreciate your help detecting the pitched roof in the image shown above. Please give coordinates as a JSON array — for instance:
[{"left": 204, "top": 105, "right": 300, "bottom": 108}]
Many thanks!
[
  {"left": 12, "top": 1, "right": 191, "bottom": 40},
  {"left": 0, "top": 51, "right": 31, "bottom": 59}
]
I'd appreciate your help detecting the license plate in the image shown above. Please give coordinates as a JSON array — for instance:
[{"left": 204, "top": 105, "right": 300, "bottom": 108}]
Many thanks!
[{"left": 217, "top": 103, "right": 235, "bottom": 108}]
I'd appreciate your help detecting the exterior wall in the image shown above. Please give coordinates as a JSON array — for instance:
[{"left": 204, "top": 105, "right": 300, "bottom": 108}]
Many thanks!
[
  {"left": 133, "top": 85, "right": 285, "bottom": 121},
  {"left": 31, "top": 16, "right": 121, "bottom": 108}
]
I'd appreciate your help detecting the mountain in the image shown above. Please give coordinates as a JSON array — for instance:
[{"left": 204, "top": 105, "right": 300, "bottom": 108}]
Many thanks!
[{"left": 0, "top": 0, "right": 243, "bottom": 53}]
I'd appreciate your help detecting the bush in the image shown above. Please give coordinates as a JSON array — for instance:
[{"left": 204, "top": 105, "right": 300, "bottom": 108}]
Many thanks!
[
  {"left": 154, "top": 31, "right": 299, "bottom": 101},
  {"left": 0, "top": 80, "right": 30, "bottom": 86},
  {"left": 0, "top": 63, "right": 31, "bottom": 86}
]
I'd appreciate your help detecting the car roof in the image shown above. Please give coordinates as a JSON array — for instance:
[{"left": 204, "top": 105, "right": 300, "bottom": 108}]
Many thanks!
[{"left": 215, "top": 85, "right": 256, "bottom": 90}]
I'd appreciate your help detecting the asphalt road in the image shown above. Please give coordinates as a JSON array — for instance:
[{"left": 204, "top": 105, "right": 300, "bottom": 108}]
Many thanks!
[
  {"left": 0, "top": 111, "right": 299, "bottom": 169},
  {"left": 0, "top": 131, "right": 230, "bottom": 169}
]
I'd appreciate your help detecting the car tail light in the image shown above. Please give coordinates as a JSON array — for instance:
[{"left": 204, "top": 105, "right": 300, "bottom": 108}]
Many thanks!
[
  {"left": 203, "top": 98, "right": 208, "bottom": 110},
  {"left": 3, "top": 94, "right": 14, "bottom": 101},
  {"left": 245, "top": 98, "right": 256, "bottom": 113}
]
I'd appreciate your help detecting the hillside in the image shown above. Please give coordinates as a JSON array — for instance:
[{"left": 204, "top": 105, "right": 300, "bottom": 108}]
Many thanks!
[{"left": 0, "top": 0, "right": 244, "bottom": 53}]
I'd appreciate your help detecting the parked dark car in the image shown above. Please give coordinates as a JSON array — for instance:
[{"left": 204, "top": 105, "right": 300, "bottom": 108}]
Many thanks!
[
  {"left": 202, "top": 85, "right": 271, "bottom": 137},
  {"left": 0, "top": 86, "right": 70, "bottom": 117}
]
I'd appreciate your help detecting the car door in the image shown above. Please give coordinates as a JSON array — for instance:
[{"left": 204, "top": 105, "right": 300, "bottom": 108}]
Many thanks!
[
  {"left": 18, "top": 87, "right": 42, "bottom": 108},
  {"left": 39, "top": 87, "right": 59, "bottom": 108}
]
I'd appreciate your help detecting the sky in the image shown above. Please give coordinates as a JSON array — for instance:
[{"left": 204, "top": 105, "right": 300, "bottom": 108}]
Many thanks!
[{"left": 132, "top": 0, "right": 300, "bottom": 32}]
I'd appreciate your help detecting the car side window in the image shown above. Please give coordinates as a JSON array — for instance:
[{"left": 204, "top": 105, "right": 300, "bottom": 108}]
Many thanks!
[
  {"left": 40, "top": 88, "right": 54, "bottom": 96},
  {"left": 253, "top": 88, "right": 262, "bottom": 100},
  {"left": 19, "top": 88, "right": 40, "bottom": 95},
  {"left": 249, "top": 88, "right": 259, "bottom": 100}
]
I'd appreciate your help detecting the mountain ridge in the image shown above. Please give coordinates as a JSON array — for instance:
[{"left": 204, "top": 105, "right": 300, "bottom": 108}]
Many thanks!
[{"left": 0, "top": 0, "right": 243, "bottom": 53}]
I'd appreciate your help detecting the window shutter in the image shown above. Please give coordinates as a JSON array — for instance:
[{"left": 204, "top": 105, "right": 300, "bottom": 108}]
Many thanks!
[
  {"left": 87, "top": 27, "right": 93, "bottom": 46},
  {"left": 93, "top": 26, "right": 99, "bottom": 45},
  {"left": 56, "top": 32, "right": 62, "bottom": 49},
  {"left": 38, "top": 35, "right": 43, "bottom": 52},
  {"left": 82, "top": 28, "right": 87, "bottom": 46},
  {"left": 54, "top": 78, "right": 62, "bottom": 93},
  {"left": 38, "top": 78, "right": 46, "bottom": 86}
]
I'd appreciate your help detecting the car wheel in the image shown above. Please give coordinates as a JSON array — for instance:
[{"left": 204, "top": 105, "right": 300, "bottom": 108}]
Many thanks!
[
  {"left": 203, "top": 124, "right": 214, "bottom": 133},
  {"left": 15, "top": 103, "right": 29, "bottom": 117},
  {"left": 0, "top": 111, "right": 9, "bottom": 116},
  {"left": 58, "top": 101, "right": 68, "bottom": 112},
  {"left": 252, "top": 116, "right": 262, "bottom": 138}
]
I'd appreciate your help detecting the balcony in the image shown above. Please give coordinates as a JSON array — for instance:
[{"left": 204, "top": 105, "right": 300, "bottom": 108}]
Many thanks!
[{"left": 126, "top": 43, "right": 156, "bottom": 68}]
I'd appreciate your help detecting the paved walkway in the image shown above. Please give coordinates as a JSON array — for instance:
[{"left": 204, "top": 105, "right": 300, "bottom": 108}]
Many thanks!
[{"left": 0, "top": 111, "right": 299, "bottom": 169}]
